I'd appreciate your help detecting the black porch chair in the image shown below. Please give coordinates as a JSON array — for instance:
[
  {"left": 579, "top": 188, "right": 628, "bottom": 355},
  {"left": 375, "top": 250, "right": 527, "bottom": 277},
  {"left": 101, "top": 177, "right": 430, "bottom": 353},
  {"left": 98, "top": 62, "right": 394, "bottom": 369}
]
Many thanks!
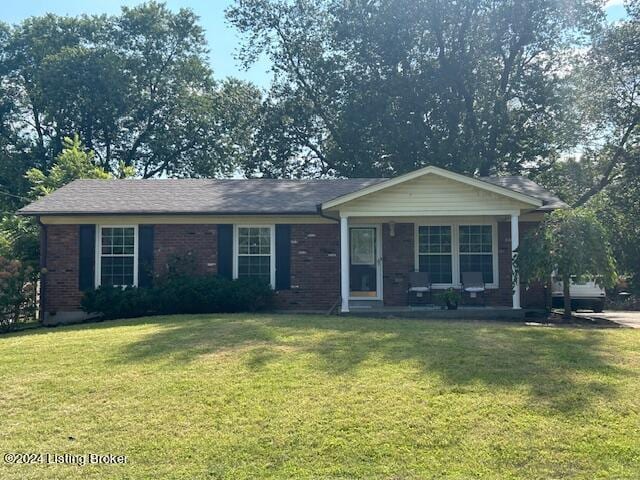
[
  {"left": 407, "top": 272, "right": 432, "bottom": 306},
  {"left": 461, "top": 271, "right": 486, "bottom": 306}
]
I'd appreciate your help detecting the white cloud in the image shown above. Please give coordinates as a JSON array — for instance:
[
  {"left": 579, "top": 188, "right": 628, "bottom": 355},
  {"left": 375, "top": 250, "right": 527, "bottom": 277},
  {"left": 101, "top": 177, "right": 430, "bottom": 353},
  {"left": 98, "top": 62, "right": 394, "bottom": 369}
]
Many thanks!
[{"left": 605, "top": 0, "right": 624, "bottom": 7}]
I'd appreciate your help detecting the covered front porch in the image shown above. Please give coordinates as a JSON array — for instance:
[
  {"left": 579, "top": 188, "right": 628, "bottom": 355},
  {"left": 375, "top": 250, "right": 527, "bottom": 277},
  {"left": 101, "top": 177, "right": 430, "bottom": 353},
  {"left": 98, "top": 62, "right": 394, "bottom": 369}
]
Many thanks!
[
  {"left": 336, "top": 214, "right": 524, "bottom": 313},
  {"left": 318, "top": 166, "right": 549, "bottom": 314}
]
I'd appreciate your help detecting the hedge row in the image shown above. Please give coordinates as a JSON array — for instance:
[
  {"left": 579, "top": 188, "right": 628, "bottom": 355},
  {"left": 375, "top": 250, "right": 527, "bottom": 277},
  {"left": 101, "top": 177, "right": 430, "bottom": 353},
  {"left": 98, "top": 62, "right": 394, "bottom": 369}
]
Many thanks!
[{"left": 81, "top": 275, "right": 275, "bottom": 320}]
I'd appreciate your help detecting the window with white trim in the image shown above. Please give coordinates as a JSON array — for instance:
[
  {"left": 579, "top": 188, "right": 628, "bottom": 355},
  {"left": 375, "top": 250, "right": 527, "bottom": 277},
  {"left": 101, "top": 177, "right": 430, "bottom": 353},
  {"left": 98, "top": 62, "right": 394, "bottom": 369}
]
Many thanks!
[
  {"left": 417, "top": 225, "right": 452, "bottom": 284},
  {"left": 98, "top": 226, "right": 137, "bottom": 287},
  {"left": 458, "top": 225, "right": 494, "bottom": 284},
  {"left": 236, "top": 226, "right": 273, "bottom": 286}
]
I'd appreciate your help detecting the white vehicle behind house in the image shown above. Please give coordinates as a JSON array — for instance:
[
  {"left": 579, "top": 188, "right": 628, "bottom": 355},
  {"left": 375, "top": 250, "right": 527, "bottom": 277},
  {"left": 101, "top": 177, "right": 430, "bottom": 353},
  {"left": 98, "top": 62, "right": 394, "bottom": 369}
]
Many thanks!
[{"left": 551, "top": 276, "right": 606, "bottom": 312}]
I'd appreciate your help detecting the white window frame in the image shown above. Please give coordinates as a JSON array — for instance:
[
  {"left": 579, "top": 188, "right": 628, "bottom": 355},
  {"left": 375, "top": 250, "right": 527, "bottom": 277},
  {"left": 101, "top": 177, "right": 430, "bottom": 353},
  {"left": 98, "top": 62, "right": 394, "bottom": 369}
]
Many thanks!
[
  {"left": 95, "top": 224, "right": 139, "bottom": 288},
  {"left": 458, "top": 223, "right": 498, "bottom": 288},
  {"left": 414, "top": 219, "right": 498, "bottom": 289},
  {"left": 415, "top": 223, "right": 455, "bottom": 288},
  {"left": 233, "top": 224, "right": 276, "bottom": 289}
]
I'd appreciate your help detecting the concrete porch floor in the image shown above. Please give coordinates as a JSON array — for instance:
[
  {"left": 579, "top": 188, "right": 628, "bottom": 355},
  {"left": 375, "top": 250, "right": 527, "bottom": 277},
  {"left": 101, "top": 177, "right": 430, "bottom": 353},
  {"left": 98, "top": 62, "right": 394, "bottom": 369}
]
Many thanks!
[{"left": 344, "top": 305, "right": 543, "bottom": 320}]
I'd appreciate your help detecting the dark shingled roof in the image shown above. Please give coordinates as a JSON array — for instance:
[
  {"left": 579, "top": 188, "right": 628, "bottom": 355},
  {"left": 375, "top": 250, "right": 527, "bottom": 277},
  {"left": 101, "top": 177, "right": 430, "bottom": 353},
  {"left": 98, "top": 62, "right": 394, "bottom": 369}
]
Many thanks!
[
  {"left": 18, "top": 178, "right": 387, "bottom": 215},
  {"left": 18, "top": 175, "right": 566, "bottom": 216},
  {"left": 479, "top": 176, "right": 568, "bottom": 211}
]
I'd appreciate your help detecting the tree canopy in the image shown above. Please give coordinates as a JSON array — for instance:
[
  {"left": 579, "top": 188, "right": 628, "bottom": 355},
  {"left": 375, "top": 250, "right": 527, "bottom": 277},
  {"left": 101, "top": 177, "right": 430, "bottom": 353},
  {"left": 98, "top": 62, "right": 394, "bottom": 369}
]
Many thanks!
[
  {"left": 569, "top": 3, "right": 640, "bottom": 208},
  {"left": 0, "top": 1, "right": 261, "bottom": 183},
  {"left": 533, "top": 2, "right": 639, "bottom": 288},
  {"left": 25, "top": 135, "right": 117, "bottom": 198},
  {"left": 228, "top": 0, "right": 603, "bottom": 178}
]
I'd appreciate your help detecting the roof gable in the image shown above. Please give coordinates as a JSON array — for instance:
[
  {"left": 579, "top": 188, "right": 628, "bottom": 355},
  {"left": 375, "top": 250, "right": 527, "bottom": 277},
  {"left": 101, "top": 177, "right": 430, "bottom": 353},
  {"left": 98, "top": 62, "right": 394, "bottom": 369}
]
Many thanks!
[{"left": 322, "top": 166, "right": 543, "bottom": 210}]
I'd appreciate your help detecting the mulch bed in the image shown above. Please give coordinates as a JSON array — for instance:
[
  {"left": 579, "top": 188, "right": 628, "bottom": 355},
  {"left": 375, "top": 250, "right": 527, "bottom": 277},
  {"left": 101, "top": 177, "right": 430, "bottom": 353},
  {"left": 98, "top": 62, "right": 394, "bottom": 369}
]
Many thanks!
[{"left": 524, "top": 311, "right": 622, "bottom": 328}]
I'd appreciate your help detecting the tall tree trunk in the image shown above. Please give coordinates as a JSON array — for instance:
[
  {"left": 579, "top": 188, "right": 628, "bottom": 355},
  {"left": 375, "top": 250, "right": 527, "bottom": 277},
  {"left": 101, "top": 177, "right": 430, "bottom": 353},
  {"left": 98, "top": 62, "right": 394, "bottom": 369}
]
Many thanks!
[
  {"left": 32, "top": 107, "right": 48, "bottom": 169},
  {"left": 105, "top": 140, "right": 112, "bottom": 172},
  {"left": 572, "top": 113, "right": 640, "bottom": 207},
  {"left": 562, "top": 273, "right": 572, "bottom": 320}
]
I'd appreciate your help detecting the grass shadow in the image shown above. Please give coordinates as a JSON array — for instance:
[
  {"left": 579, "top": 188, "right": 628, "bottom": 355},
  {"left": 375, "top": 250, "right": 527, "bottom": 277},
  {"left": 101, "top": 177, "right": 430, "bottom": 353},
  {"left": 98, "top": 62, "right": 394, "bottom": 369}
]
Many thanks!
[
  {"left": 311, "top": 317, "right": 630, "bottom": 413},
  {"left": 51, "top": 313, "right": 633, "bottom": 414}
]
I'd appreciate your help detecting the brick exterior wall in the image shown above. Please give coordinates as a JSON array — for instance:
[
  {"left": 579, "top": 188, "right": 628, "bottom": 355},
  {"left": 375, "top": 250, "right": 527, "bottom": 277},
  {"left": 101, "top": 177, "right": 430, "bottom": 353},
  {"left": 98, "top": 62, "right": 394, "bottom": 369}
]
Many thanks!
[
  {"left": 274, "top": 224, "right": 341, "bottom": 311},
  {"left": 153, "top": 224, "right": 217, "bottom": 278},
  {"left": 43, "top": 225, "right": 83, "bottom": 313},
  {"left": 41, "top": 219, "right": 545, "bottom": 317},
  {"left": 43, "top": 222, "right": 342, "bottom": 315},
  {"left": 519, "top": 222, "right": 547, "bottom": 309},
  {"left": 486, "top": 221, "right": 515, "bottom": 306},
  {"left": 381, "top": 223, "right": 415, "bottom": 306}
]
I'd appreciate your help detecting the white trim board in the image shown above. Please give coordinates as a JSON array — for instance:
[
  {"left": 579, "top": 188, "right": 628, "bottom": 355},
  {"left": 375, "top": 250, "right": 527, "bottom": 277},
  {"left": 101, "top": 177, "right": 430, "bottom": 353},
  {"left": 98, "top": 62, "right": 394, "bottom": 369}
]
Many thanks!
[
  {"left": 40, "top": 214, "right": 334, "bottom": 225},
  {"left": 340, "top": 209, "right": 529, "bottom": 218}
]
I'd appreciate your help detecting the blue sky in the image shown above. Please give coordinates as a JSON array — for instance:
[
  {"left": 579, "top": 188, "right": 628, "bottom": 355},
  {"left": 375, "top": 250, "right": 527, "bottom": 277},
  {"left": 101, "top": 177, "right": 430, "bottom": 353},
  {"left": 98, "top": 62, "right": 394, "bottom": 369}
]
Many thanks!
[
  {"left": 0, "top": 0, "right": 273, "bottom": 88},
  {"left": 1, "top": 0, "right": 630, "bottom": 90}
]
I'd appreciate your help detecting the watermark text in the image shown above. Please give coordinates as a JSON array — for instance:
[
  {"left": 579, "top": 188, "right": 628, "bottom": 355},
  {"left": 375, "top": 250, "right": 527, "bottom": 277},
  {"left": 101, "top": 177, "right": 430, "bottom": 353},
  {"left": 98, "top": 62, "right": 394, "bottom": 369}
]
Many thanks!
[{"left": 4, "top": 452, "right": 127, "bottom": 466}]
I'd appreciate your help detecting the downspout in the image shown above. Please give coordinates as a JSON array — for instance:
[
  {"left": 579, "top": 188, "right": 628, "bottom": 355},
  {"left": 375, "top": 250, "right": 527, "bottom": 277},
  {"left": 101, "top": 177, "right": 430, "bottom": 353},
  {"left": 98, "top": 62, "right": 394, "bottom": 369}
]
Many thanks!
[
  {"left": 317, "top": 205, "right": 342, "bottom": 314},
  {"left": 37, "top": 216, "right": 47, "bottom": 323}
]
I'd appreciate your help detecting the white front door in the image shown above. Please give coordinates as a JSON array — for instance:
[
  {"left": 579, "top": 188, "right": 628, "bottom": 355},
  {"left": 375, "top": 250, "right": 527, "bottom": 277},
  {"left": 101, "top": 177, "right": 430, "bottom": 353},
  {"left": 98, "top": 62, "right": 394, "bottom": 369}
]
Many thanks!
[{"left": 349, "top": 225, "right": 383, "bottom": 300}]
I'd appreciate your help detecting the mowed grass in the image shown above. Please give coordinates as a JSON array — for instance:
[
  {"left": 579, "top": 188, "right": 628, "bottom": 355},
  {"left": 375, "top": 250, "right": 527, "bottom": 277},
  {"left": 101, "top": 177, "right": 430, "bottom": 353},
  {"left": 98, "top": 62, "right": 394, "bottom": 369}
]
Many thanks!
[{"left": 1, "top": 315, "right": 639, "bottom": 479}]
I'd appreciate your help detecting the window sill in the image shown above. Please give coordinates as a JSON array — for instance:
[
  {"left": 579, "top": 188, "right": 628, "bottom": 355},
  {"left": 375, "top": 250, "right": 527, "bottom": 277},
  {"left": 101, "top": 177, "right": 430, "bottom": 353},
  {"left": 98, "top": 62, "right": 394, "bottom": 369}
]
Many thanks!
[{"left": 431, "top": 284, "right": 499, "bottom": 290}]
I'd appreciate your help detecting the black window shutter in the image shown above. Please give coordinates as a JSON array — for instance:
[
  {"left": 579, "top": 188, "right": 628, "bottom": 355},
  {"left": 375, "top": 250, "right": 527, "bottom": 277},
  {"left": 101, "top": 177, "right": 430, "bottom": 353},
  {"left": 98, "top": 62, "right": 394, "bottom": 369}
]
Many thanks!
[
  {"left": 78, "top": 225, "right": 96, "bottom": 291},
  {"left": 218, "top": 224, "right": 233, "bottom": 279},
  {"left": 138, "top": 225, "right": 154, "bottom": 288},
  {"left": 275, "top": 224, "right": 291, "bottom": 290}
]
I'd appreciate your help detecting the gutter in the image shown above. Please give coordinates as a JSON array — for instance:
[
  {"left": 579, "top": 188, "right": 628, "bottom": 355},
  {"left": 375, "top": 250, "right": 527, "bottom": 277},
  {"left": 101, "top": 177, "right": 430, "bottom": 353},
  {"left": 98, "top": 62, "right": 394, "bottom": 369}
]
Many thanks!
[
  {"left": 317, "top": 205, "right": 339, "bottom": 223},
  {"left": 16, "top": 210, "right": 324, "bottom": 217}
]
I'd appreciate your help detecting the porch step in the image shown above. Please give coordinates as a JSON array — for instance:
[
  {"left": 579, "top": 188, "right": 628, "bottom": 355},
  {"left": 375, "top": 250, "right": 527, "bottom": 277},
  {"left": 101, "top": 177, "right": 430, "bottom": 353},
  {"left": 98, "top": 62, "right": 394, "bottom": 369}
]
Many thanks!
[{"left": 349, "top": 300, "right": 384, "bottom": 309}]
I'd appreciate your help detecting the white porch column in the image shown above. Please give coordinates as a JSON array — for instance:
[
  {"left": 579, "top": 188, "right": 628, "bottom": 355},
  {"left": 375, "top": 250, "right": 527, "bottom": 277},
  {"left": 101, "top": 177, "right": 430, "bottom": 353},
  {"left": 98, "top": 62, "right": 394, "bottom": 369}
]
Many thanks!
[
  {"left": 511, "top": 212, "right": 521, "bottom": 309},
  {"left": 340, "top": 215, "right": 350, "bottom": 313}
]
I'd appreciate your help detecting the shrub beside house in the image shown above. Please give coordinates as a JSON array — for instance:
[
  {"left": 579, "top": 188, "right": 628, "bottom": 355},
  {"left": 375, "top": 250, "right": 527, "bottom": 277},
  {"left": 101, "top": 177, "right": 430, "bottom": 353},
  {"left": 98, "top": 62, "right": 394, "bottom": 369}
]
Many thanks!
[{"left": 81, "top": 275, "right": 275, "bottom": 320}]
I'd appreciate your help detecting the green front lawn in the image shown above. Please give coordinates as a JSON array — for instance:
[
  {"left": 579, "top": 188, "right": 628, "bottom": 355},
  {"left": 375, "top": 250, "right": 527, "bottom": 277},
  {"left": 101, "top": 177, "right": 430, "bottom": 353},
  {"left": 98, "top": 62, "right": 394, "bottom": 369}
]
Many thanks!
[{"left": 1, "top": 315, "right": 639, "bottom": 479}]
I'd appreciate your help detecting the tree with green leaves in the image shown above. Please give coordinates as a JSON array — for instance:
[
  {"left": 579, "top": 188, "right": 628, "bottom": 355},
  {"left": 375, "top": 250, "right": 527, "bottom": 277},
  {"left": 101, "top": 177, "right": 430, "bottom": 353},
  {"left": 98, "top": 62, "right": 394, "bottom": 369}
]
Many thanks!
[
  {"left": 1, "top": 136, "right": 114, "bottom": 271},
  {"left": 228, "top": 0, "right": 602, "bottom": 178},
  {"left": 516, "top": 209, "right": 616, "bottom": 319},
  {"left": 25, "top": 135, "right": 115, "bottom": 198},
  {"left": 568, "top": 2, "right": 640, "bottom": 208},
  {"left": 0, "top": 256, "right": 36, "bottom": 329},
  {"left": 534, "top": 2, "right": 639, "bottom": 291},
  {"left": 582, "top": 147, "right": 640, "bottom": 293},
  {"left": 0, "top": 1, "right": 261, "bottom": 179}
]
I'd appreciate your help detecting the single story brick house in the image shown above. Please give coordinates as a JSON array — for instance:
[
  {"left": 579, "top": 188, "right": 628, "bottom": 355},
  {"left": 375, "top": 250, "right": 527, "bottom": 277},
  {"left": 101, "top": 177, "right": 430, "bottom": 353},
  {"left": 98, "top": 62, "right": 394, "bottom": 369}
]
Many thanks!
[{"left": 18, "top": 166, "right": 566, "bottom": 324}]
